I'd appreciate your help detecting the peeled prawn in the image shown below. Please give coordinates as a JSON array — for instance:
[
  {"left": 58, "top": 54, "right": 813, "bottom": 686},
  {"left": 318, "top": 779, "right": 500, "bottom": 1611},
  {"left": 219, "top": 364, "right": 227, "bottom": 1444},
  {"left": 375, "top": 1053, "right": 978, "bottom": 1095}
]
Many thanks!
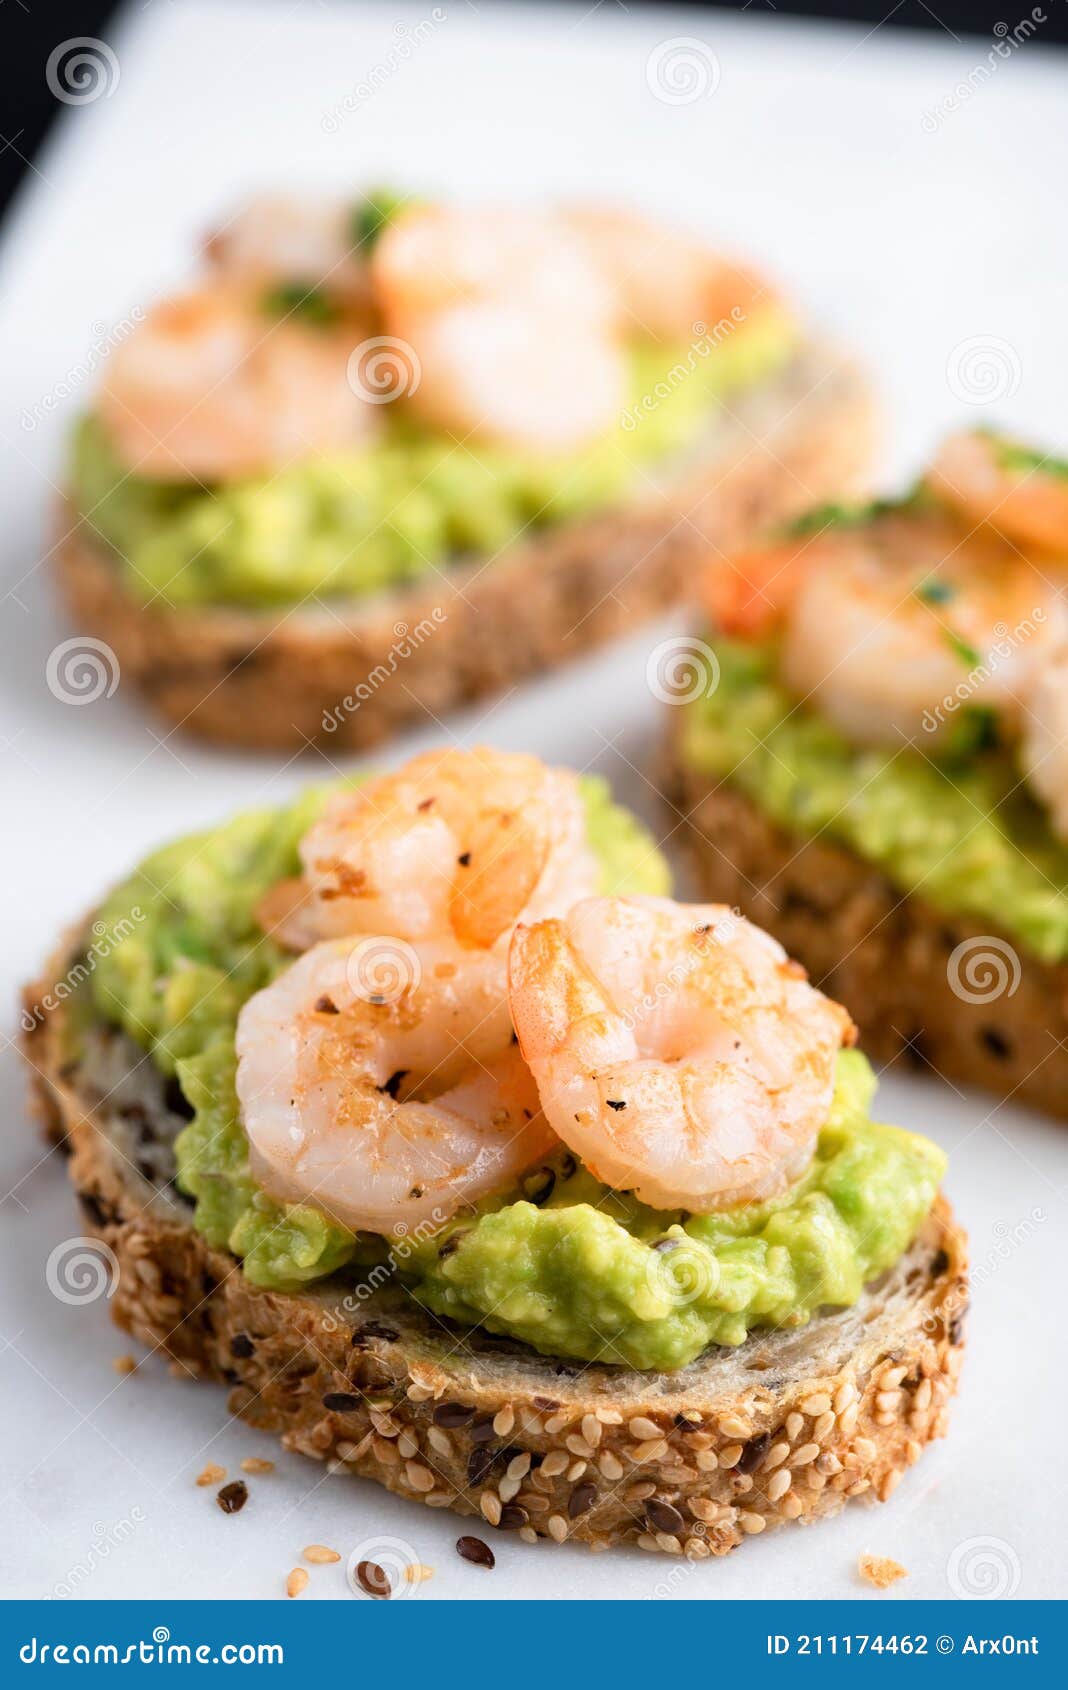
[
  {"left": 508, "top": 895, "right": 854, "bottom": 1212},
  {"left": 235, "top": 936, "right": 555, "bottom": 1236},
  {"left": 928, "top": 430, "right": 1068, "bottom": 557},
  {"left": 98, "top": 283, "right": 379, "bottom": 481}
]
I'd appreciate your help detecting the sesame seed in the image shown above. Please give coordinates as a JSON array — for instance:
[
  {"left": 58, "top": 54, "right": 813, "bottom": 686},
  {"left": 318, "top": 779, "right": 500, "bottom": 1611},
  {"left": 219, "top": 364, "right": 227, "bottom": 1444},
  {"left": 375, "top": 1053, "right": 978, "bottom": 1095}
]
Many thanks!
[
  {"left": 540, "top": 1451, "right": 569, "bottom": 1477},
  {"left": 876, "top": 1390, "right": 902, "bottom": 1413},
  {"left": 427, "top": 1427, "right": 453, "bottom": 1458},
  {"left": 196, "top": 1463, "right": 226, "bottom": 1487},
  {"left": 519, "top": 1526, "right": 538, "bottom": 1544},
  {"left": 763, "top": 1442, "right": 789, "bottom": 1470},
  {"left": 853, "top": 1436, "right": 878, "bottom": 1463},
  {"left": 785, "top": 1412, "right": 803, "bottom": 1441},
  {"left": 596, "top": 1407, "right": 624, "bottom": 1425},
  {"left": 405, "top": 1564, "right": 434, "bottom": 1583},
  {"left": 303, "top": 1545, "right": 340, "bottom": 1565},
  {"left": 718, "top": 1443, "right": 744, "bottom": 1469},
  {"left": 718, "top": 1415, "right": 750, "bottom": 1440},
  {"left": 694, "top": 1450, "right": 717, "bottom": 1472},
  {"left": 838, "top": 1404, "right": 860, "bottom": 1436},
  {"left": 286, "top": 1568, "right": 308, "bottom": 1598},
  {"left": 480, "top": 1491, "right": 502, "bottom": 1526},
  {"left": 627, "top": 1415, "right": 661, "bottom": 1442},
  {"left": 370, "top": 1411, "right": 399, "bottom": 1438},
  {"left": 834, "top": 1381, "right": 857, "bottom": 1414},
  {"left": 879, "top": 1468, "right": 903, "bottom": 1502},
  {"left": 396, "top": 1430, "right": 419, "bottom": 1460},
  {"left": 544, "top": 1412, "right": 570, "bottom": 1436},
  {"left": 656, "top": 1533, "right": 682, "bottom": 1554},
  {"left": 687, "top": 1497, "right": 726, "bottom": 1524},
  {"left": 879, "top": 1364, "right": 908, "bottom": 1389},
  {"left": 241, "top": 1458, "right": 275, "bottom": 1475},
  {"left": 780, "top": 1492, "right": 803, "bottom": 1520},
  {"left": 405, "top": 1461, "right": 435, "bottom": 1492},
  {"left": 599, "top": 1451, "right": 624, "bottom": 1481},
  {"left": 914, "top": 1378, "right": 932, "bottom": 1411},
  {"left": 874, "top": 1412, "right": 896, "bottom": 1427},
  {"left": 498, "top": 1475, "right": 521, "bottom": 1504},
  {"left": 738, "top": 1511, "right": 766, "bottom": 1534},
  {"left": 801, "top": 1392, "right": 831, "bottom": 1417},
  {"left": 506, "top": 1452, "right": 532, "bottom": 1481},
  {"left": 905, "top": 1439, "right": 922, "bottom": 1465},
  {"left": 493, "top": 1406, "right": 515, "bottom": 1437},
  {"left": 547, "top": 1514, "right": 568, "bottom": 1543},
  {"left": 112, "top": 1355, "right": 137, "bottom": 1376},
  {"left": 813, "top": 1411, "right": 836, "bottom": 1443},
  {"left": 636, "top": 1534, "right": 660, "bottom": 1552},
  {"left": 581, "top": 1413, "right": 603, "bottom": 1448},
  {"left": 566, "top": 1459, "right": 587, "bottom": 1482},
  {"left": 791, "top": 1442, "right": 819, "bottom": 1467},
  {"left": 372, "top": 1436, "right": 399, "bottom": 1465},
  {"left": 565, "top": 1435, "right": 594, "bottom": 1460},
  {"left": 625, "top": 1481, "right": 657, "bottom": 1502},
  {"left": 766, "top": 1469, "right": 791, "bottom": 1502},
  {"left": 628, "top": 1438, "right": 669, "bottom": 1464},
  {"left": 406, "top": 1381, "right": 434, "bottom": 1402}
]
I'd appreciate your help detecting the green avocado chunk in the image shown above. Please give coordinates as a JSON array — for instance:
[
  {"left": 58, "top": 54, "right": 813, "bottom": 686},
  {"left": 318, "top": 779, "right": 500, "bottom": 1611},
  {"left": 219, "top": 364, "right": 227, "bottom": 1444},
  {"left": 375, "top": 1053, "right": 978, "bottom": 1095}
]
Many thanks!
[
  {"left": 404, "top": 1050, "right": 944, "bottom": 1370},
  {"left": 680, "top": 638, "right": 1068, "bottom": 964},
  {"left": 67, "top": 310, "right": 797, "bottom": 607},
  {"left": 87, "top": 775, "right": 670, "bottom": 1290}
]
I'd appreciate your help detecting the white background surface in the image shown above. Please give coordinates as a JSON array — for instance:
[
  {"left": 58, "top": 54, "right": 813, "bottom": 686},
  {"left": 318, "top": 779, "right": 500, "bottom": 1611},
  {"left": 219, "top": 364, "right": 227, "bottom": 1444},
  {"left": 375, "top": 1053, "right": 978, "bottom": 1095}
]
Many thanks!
[{"left": 1, "top": 0, "right": 1066, "bottom": 1603}]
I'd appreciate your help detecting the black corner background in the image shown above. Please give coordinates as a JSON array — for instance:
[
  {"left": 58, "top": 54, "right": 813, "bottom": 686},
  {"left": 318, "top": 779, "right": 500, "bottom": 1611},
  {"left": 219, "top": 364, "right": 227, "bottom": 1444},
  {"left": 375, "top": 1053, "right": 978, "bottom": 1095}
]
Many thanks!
[{"left": 2, "top": 1, "right": 1064, "bottom": 223}]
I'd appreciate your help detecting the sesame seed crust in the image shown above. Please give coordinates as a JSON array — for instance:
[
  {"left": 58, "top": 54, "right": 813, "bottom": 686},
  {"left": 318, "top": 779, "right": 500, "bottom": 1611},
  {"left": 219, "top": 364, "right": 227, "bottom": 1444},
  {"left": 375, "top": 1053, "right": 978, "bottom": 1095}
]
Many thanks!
[{"left": 24, "top": 943, "right": 966, "bottom": 1558}]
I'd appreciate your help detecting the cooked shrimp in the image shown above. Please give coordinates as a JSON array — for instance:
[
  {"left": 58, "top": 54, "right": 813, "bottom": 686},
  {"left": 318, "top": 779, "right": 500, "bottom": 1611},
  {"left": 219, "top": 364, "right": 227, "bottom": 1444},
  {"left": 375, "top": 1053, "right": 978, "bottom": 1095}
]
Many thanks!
[
  {"left": 508, "top": 896, "right": 853, "bottom": 1212},
  {"left": 235, "top": 936, "right": 556, "bottom": 1236},
  {"left": 204, "top": 194, "right": 373, "bottom": 312},
  {"left": 561, "top": 205, "right": 778, "bottom": 343},
  {"left": 97, "top": 283, "right": 379, "bottom": 481},
  {"left": 778, "top": 508, "right": 1066, "bottom": 747},
  {"left": 266, "top": 748, "right": 600, "bottom": 953},
  {"left": 928, "top": 430, "right": 1068, "bottom": 557},
  {"left": 371, "top": 204, "right": 624, "bottom": 449},
  {"left": 1020, "top": 647, "right": 1068, "bottom": 840}
]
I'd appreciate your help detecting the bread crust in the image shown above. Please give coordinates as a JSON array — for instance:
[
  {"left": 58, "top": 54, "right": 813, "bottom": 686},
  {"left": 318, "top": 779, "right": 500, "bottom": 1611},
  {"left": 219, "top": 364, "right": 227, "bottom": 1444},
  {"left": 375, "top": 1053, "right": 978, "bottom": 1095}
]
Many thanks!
[
  {"left": 23, "top": 932, "right": 965, "bottom": 1559},
  {"left": 663, "top": 727, "right": 1068, "bottom": 1120},
  {"left": 53, "top": 349, "right": 873, "bottom": 751}
]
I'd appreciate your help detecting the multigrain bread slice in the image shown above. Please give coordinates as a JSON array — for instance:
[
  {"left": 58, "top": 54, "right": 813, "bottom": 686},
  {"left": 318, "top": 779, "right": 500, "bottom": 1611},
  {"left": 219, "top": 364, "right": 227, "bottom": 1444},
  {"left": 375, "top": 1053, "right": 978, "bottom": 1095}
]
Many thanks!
[
  {"left": 662, "top": 731, "right": 1068, "bottom": 1120},
  {"left": 23, "top": 937, "right": 965, "bottom": 1559},
  {"left": 53, "top": 348, "right": 873, "bottom": 752}
]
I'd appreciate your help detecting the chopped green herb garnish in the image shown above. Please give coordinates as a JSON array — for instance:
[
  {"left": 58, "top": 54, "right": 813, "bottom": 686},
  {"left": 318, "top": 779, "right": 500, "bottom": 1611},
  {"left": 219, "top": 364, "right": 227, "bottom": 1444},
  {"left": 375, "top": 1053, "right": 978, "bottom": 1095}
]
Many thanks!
[
  {"left": 352, "top": 188, "right": 410, "bottom": 254},
  {"left": 916, "top": 577, "right": 955, "bottom": 605},
  {"left": 942, "top": 705, "right": 1000, "bottom": 759},
  {"left": 261, "top": 281, "right": 340, "bottom": 326},
  {"left": 982, "top": 429, "right": 1068, "bottom": 485},
  {"left": 781, "top": 487, "right": 928, "bottom": 541},
  {"left": 943, "top": 629, "right": 981, "bottom": 669}
]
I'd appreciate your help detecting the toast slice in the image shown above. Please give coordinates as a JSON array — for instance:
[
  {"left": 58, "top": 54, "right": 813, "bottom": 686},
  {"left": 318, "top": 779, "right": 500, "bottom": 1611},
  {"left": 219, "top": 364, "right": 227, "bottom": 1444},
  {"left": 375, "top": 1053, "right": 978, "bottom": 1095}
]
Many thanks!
[
  {"left": 662, "top": 723, "right": 1068, "bottom": 1120},
  {"left": 54, "top": 347, "right": 872, "bottom": 752},
  {"left": 24, "top": 931, "right": 966, "bottom": 1559}
]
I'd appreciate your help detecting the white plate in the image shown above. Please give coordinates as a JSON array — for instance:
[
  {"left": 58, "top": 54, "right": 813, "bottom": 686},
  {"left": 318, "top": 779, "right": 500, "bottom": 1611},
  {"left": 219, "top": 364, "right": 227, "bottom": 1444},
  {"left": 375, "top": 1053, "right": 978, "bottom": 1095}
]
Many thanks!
[{"left": 1, "top": 0, "right": 1066, "bottom": 1602}]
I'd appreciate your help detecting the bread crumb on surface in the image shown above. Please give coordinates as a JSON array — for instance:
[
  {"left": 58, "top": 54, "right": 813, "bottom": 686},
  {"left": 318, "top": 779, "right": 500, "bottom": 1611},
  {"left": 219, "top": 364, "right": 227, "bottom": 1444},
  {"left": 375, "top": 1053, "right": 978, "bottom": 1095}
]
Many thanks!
[
  {"left": 303, "top": 1545, "right": 340, "bottom": 1565},
  {"left": 858, "top": 1553, "right": 907, "bottom": 1589},
  {"left": 112, "top": 1355, "right": 137, "bottom": 1375},
  {"left": 195, "top": 1462, "right": 226, "bottom": 1487},
  {"left": 240, "top": 1457, "right": 275, "bottom": 1474},
  {"left": 286, "top": 1568, "right": 309, "bottom": 1598}
]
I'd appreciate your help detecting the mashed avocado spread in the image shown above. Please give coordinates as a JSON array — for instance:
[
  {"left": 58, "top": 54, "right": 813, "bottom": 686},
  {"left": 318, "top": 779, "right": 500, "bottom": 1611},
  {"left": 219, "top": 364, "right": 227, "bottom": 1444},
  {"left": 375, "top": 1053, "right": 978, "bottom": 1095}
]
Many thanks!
[
  {"left": 85, "top": 775, "right": 943, "bottom": 1370},
  {"left": 681, "top": 639, "right": 1068, "bottom": 964},
  {"left": 69, "top": 310, "right": 796, "bottom": 608}
]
